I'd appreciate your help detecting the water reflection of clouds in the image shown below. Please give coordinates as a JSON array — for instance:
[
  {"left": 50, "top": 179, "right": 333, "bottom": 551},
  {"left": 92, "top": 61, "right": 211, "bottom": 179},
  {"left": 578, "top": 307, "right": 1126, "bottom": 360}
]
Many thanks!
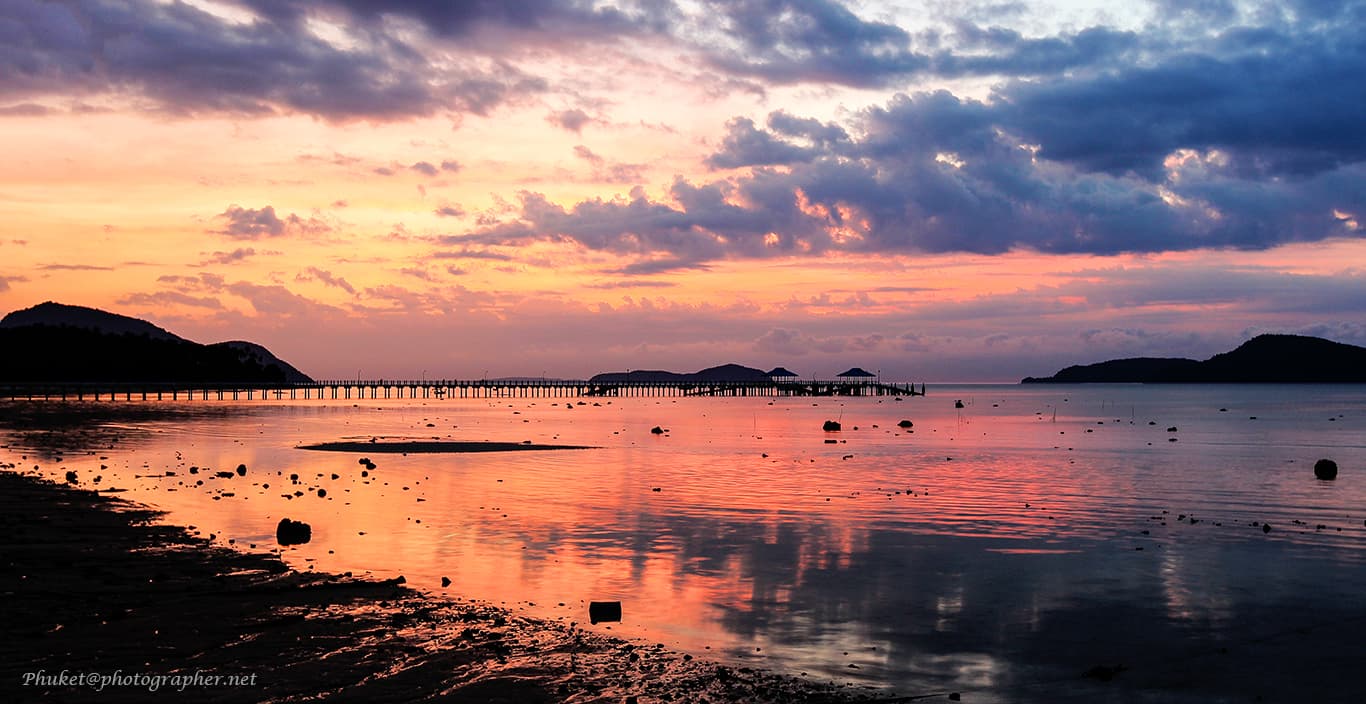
[
  {"left": 520, "top": 500, "right": 1366, "bottom": 701},
  {"left": 8, "top": 392, "right": 1366, "bottom": 703}
]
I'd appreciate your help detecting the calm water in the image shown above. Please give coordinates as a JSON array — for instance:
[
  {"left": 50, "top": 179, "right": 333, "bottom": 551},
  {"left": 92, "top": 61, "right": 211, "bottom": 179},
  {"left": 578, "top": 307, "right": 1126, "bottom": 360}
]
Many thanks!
[{"left": 5, "top": 384, "right": 1366, "bottom": 702}]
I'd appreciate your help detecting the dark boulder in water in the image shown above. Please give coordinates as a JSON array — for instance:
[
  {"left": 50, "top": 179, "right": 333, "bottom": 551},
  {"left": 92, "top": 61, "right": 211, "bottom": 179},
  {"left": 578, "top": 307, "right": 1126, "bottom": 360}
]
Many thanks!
[
  {"left": 1314, "top": 458, "right": 1339, "bottom": 480},
  {"left": 236, "top": 463, "right": 247, "bottom": 476},
  {"left": 822, "top": 420, "right": 841, "bottom": 432},
  {"left": 897, "top": 420, "right": 913, "bottom": 428},
  {"left": 650, "top": 426, "right": 665, "bottom": 435},
  {"left": 589, "top": 601, "right": 622, "bottom": 624},
  {"left": 276, "top": 518, "right": 312, "bottom": 545},
  {"left": 954, "top": 400, "right": 964, "bottom": 409}
]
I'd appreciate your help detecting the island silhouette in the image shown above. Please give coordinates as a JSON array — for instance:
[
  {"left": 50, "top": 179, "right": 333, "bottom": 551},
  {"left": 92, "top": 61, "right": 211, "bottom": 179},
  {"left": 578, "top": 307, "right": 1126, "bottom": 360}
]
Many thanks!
[
  {"left": 0, "top": 302, "right": 313, "bottom": 384},
  {"left": 1022, "top": 334, "right": 1366, "bottom": 383}
]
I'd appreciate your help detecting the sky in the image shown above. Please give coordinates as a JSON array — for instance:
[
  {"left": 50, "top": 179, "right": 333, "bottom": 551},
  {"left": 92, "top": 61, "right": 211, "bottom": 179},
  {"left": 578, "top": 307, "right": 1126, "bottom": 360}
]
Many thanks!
[{"left": 1, "top": 0, "right": 1363, "bottom": 382}]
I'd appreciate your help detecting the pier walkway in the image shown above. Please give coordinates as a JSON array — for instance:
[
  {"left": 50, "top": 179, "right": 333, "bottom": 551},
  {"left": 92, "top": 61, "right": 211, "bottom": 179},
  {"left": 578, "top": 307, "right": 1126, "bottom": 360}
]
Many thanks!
[{"left": 0, "top": 379, "right": 926, "bottom": 401}]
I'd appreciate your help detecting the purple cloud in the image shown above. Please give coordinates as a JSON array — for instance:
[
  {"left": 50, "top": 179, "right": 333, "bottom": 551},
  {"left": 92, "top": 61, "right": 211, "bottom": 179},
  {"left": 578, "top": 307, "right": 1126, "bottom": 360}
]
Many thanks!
[
  {"left": 212, "top": 205, "right": 330, "bottom": 240},
  {"left": 296, "top": 267, "right": 357, "bottom": 295},
  {"left": 549, "top": 108, "right": 594, "bottom": 132}
]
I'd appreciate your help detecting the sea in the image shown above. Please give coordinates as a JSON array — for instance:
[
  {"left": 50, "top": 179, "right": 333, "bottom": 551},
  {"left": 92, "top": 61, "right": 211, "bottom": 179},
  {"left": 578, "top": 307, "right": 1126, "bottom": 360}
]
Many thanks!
[{"left": 4, "top": 383, "right": 1365, "bottom": 702}]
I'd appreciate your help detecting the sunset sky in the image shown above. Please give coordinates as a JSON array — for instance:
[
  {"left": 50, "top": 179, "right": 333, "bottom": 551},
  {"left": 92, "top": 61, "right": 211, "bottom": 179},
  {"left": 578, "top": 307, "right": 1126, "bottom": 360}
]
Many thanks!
[{"left": 2, "top": 0, "right": 1363, "bottom": 381}]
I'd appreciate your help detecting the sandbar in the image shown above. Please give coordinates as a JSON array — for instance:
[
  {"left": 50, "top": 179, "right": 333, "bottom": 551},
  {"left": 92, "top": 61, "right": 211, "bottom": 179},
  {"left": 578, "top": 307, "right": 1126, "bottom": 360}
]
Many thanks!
[{"left": 297, "top": 440, "right": 597, "bottom": 453}]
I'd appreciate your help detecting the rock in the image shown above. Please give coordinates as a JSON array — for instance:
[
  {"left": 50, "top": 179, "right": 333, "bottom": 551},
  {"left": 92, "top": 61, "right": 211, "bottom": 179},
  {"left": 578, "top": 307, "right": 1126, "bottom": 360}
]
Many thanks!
[
  {"left": 1082, "top": 664, "right": 1127, "bottom": 681},
  {"left": 650, "top": 426, "right": 665, "bottom": 435},
  {"left": 236, "top": 463, "right": 247, "bottom": 476},
  {"left": 1263, "top": 523, "right": 1272, "bottom": 534},
  {"left": 1314, "top": 458, "right": 1338, "bottom": 480},
  {"left": 897, "top": 420, "right": 913, "bottom": 428},
  {"left": 215, "top": 471, "right": 235, "bottom": 479},
  {"left": 954, "top": 400, "right": 964, "bottom": 409},
  {"left": 822, "top": 420, "right": 842, "bottom": 432},
  {"left": 316, "top": 488, "right": 327, "bottom": 498},
  {"left": 1167, "top": 426, "right": 1178, "bottom": 432},
  {"left": 589, "top": 601, "right": 622, "bottom": 624},
  {"left": 64, "top": 470, "right": 78, "bottom": 484},
  {"left": 441, "top": 576, "right": 451, "bottom": 588},
  {"left": 276, "top": 518, "right": 312, "bottom": 545}
]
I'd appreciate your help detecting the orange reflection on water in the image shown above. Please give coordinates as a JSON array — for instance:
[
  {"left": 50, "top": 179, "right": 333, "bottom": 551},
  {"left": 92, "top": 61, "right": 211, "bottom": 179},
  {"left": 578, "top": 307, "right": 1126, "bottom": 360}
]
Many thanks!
[{"left": 6, "top": 386, "right": 1366, "bottom": 700}]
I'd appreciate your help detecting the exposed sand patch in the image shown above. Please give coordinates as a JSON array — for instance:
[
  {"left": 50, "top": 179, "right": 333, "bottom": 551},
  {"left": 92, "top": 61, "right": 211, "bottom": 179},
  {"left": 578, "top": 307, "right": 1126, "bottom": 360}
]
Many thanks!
[{"left": 297, "top": 440, "right": 597, "bottom": 453}]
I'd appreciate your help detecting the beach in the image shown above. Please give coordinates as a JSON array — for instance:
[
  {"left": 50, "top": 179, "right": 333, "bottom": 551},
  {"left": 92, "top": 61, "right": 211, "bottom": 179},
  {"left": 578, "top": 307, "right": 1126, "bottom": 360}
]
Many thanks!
[
  {"left": 3, "top": 386, "right": 1366, "bottom": 702},
  {"left": 0, "top": 468, "right": 878, "bottom": 703}
]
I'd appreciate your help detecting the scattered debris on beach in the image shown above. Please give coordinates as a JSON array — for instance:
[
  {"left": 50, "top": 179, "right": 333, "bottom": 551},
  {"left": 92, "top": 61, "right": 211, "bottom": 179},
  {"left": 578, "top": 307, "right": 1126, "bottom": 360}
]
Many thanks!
[{"left": 0, "top": 470, "right": 882, "bottom": 704}]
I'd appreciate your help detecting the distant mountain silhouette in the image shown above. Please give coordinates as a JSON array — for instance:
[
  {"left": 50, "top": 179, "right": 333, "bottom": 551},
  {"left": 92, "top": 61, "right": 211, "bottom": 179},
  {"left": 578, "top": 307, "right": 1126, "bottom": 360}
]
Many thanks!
[
  {"left": 590, "top": 363, "right": 772, "bottom": 384},
  {"left": 1, "top": 301, "right": 183, "bottom": 341},
  {"left": 1022, "top": 334, "right": 1366, "bottom": 383},
  {"left": 0, "top": 301, "right": 314, "bottom": 384},
  {"left": 211, "top": 340, "right": 313, "bottom": 384}
]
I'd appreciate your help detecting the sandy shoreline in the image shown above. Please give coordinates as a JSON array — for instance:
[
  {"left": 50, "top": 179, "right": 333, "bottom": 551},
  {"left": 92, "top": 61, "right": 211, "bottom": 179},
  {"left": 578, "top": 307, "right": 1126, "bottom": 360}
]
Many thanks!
[{"left": 0, "top": 469, "right": 883, "bottom": 703}]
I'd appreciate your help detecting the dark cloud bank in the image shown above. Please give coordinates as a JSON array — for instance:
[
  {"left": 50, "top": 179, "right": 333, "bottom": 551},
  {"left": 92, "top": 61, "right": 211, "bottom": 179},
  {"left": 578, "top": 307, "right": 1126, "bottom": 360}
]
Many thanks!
[
  {"left": 4, "top": 0, "right": 1364, "bottom": 268},
  {"left": 468, "top": 15, "right": 1366, "bottom": 266}
]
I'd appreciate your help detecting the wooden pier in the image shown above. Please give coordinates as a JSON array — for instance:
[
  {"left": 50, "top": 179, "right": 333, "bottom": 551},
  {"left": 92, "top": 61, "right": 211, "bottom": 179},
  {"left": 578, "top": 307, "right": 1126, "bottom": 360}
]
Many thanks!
[{"left": 0, "top": 378, "right": 926, "bottom": 401}]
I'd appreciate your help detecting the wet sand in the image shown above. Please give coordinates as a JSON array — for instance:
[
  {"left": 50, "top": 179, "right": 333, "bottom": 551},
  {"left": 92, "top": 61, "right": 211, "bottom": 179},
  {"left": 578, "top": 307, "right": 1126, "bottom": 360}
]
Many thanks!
[
  {"left": 0, "top": 469, "right": 880, "bottom": 703},
  {"left": 298, "top": 440, "right": 597, "bottom": 453}
]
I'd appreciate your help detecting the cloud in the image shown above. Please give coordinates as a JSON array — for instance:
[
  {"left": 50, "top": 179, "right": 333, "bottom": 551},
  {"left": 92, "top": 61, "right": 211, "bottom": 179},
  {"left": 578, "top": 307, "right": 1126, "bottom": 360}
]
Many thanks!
[
  {"left": 430, "top": 247, "right": 513, "bottom": 261},
  {"left": 548, "top": 108, "right": 595, "bottom": 132},
  {"left": 753, "top": 327, "right": 848, "bottom": 356},
  {"left": 39, "top": 263, "right": 113, "bottom": 271},
  {"left": 931, "top": 23, "right": 1142, "bottom": 79},
  {"left": 201, "top": 248, "right": 258, "bottom": 266},
  {"left": 440, "top": 160, "right": 462, "bottom": 173},
  {"left": 468, "top": 15, "right": 1366, "bottom": 265},
  {"left": 116, "top": 291, "right": 224, "bottom": 310},
  {"left": 225, "top": 280, "right": 349, "bottom": 318},
  {"left": 1, "top": 0, "right": 550, "bottom": 120},
  {"left": 410, "top": 161, "right": 439, "bottom": 177},
  {"left": 212, "top": 205, "right": 330, "bottom": 240},
  {"left": 0, "top": 102, "right": 51, "bottom": 116},
  {"left": 296, "top": 266, "right": 357, "bottom": 295},
  {"left": 573, "top": 145, "right": 647, "bottom": 183},
  {"left": 0, "top": 0, "right": 1187, "bottom": 125},
  {"left": 435, "top": 204, "right": 466, "bottom": 218},
  {"left": 242, "top": 0, "right": 667, "bottom": 40},
  {"left": 699, "top": 0, "right": 926, "bottom": 86},
  {"left": 705, "top": 117, "right": 820, "bottom": 168},
  {"left": 585, "top": 280, "right": 678, "bottom": 289}
]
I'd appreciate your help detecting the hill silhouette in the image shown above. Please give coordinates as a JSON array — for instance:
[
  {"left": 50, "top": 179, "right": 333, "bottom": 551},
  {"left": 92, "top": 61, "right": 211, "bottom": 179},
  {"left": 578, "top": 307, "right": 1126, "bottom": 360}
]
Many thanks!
[
  {"left": 0, "top": 302, "right": 313, "bottom": 384},
  {"left": 590, "top": 363, "right": 772, "bottom": 384},
  {"left": 1022, "top": 334, "right": 1366, "bottom": 383}
]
